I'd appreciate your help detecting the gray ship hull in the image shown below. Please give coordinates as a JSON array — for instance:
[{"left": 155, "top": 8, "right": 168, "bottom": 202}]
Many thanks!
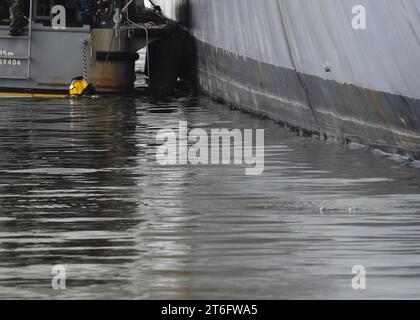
[{"left": 155, "top": 0, "right": 420, "bottom": 158}]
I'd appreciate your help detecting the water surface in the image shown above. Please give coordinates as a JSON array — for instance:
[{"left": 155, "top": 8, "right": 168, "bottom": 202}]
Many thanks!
[{"left": 0, "top": 94, "right": 420, "bottom": 299}]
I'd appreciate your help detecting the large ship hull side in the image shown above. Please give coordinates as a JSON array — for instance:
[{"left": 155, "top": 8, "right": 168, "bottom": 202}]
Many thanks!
[{"left": 155, "top": 0, "right": 420, "bottom": 158}]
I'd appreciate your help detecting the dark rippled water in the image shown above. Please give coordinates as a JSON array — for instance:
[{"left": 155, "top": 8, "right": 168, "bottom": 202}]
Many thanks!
[{"left": 0, "top": 93, "right": 420, "bottom": 299}]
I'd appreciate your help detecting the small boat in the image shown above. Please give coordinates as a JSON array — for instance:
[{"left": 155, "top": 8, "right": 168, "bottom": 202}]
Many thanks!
[{"left": 0, "top": 0, "right": 173, "bottom": 97}]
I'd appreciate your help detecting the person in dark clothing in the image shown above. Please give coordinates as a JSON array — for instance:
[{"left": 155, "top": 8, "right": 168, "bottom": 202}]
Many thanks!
[
  {"left": 9, "top": 0, "right": 25, "bottom": 35},
  {"left": 0, "top": 0, "right": 26, "bottom": 36}
]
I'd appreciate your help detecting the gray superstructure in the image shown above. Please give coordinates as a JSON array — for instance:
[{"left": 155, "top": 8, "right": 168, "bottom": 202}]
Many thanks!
[{"left": 155, "top": 0, "right": 420, "bottom": 159}]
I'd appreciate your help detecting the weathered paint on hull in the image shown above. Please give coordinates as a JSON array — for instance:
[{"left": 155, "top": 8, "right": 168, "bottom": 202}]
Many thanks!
[
  {"left": 155, "top": 0, "right": 420, "bottom": 158},
  {"left": 197, "top": 40, "right": 420, "bottom": 158}
]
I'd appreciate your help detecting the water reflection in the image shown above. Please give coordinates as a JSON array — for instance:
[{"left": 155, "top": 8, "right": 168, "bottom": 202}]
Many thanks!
[{"left": 0, "top": 94, "right": 420, "bottom": 299}]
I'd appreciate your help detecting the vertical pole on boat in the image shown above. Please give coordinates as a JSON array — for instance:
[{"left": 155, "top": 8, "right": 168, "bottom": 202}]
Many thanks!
[{"left": 27, "top": 0, "right": 33, "bottom": 79}]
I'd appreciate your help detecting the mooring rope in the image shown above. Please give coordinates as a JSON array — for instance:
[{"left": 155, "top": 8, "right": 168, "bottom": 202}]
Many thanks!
[{"left": 99, "top": 26, "right": 117, "bottom": 86}]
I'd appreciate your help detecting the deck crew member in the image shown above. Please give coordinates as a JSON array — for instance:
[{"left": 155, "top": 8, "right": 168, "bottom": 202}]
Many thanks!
[{"left": 0, "top": 0, "right": 26, "bottom": 36}]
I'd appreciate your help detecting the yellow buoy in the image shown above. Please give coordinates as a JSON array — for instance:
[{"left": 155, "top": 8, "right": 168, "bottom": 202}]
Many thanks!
[{"left": 69, "top": 78, "right": 95, "bottom": 96}]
